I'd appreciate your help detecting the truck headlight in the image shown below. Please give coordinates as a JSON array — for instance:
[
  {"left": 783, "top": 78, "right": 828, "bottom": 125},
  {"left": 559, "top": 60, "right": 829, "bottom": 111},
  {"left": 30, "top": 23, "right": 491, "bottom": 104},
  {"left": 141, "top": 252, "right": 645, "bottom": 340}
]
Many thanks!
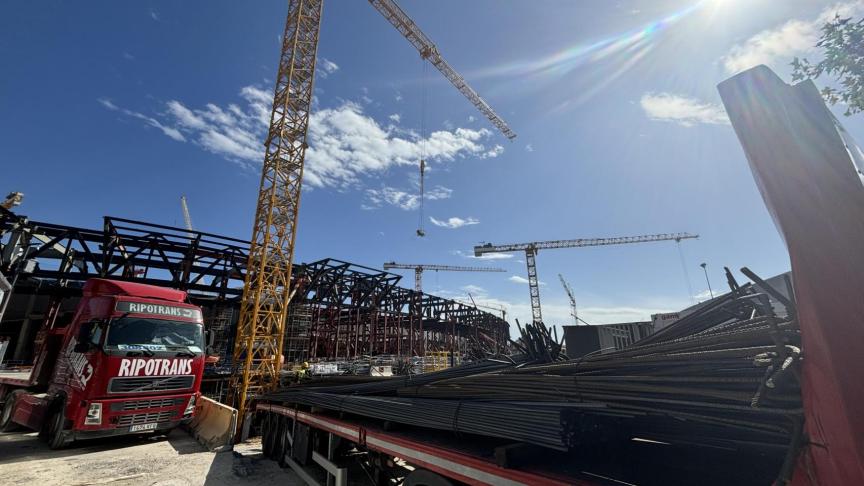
[
  {"left": 85, "top": 402, "right": 102, "bottom": 425},
  {"left": 183, "top": 395, "right": 196, "bottom": 416}
]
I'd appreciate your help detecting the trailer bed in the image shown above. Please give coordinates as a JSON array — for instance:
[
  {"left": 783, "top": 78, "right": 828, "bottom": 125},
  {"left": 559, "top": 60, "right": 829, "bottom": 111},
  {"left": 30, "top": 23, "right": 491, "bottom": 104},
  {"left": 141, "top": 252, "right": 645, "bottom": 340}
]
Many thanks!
[{"left": 256, "top": 402, "right": 605, "bottom": 486}]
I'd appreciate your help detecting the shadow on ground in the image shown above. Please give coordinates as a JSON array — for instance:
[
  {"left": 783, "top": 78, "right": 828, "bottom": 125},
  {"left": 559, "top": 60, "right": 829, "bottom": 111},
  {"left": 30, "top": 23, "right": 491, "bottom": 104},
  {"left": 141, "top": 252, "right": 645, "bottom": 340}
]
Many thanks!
[{"left": 0, "top": 430, "right": 196, "bottom": 465}]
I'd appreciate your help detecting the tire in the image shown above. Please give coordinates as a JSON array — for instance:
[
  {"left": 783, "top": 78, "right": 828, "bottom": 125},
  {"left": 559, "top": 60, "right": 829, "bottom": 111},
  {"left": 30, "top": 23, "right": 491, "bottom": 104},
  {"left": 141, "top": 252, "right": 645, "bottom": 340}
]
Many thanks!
[
  {"left": 261, "top": 415, "right": 274, "bottom": 458},
  {"left": 0, "top": 391, "right": 22, "bottom": 432},
  {"left": 272, "top": 417, "right": 287, "bottom": 464},
  {"left": 46, "top": 402, "right": 70, "bottom": 450}
]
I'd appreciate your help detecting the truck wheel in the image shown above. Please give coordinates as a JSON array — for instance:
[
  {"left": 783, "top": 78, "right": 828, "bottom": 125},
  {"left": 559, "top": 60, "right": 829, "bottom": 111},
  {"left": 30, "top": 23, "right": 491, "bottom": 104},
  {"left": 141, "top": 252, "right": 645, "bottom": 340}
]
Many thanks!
[
  {"left": 404, "top": 469, "right": 454, "bottom": 486},
  {"left": 0, "top": 391, "right": 22, "bottom": 432},
  {"left": 46, "top": 403, "right": 70, "bottom": 450},
  {"left": 262, "top": 415, "right": 275, "bottom": 458}
]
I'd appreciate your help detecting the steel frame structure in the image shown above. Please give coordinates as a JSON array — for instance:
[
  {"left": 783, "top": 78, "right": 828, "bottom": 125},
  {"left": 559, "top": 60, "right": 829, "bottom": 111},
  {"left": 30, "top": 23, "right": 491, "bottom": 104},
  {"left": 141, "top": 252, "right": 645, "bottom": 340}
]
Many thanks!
[
  {"left": 291, "top": 259, "right": 508, "bottom": 361},
  {"left": 0, "top": 208, "right": 248, "bottom": 298},
  {"left": 0, "top": 210, "right": 509, "bottom": 363}
]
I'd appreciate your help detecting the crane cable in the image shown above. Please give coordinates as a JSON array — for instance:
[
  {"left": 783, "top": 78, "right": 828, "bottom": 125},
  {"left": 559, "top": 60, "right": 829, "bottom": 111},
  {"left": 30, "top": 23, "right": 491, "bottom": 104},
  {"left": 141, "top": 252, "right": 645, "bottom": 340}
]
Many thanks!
[
  {"left": 417, "top": 59, "right": 429, "bottom": 237},
  {"left": 676, "top": 240, "right": 695, "bottom": 304}
]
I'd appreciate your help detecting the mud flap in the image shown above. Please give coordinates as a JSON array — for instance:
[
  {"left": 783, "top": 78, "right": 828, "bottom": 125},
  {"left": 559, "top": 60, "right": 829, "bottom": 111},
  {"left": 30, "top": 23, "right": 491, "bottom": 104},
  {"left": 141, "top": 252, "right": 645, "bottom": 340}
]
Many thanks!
[{"left": 187, "top": 396, "right": 237, "bottom": 451}]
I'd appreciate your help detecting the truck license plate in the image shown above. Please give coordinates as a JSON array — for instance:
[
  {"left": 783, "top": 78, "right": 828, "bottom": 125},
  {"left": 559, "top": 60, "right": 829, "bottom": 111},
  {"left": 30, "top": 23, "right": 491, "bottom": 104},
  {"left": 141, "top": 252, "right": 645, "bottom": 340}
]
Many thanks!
[{"left": 130, "top": 423, "right": 158, "bottom": 432}]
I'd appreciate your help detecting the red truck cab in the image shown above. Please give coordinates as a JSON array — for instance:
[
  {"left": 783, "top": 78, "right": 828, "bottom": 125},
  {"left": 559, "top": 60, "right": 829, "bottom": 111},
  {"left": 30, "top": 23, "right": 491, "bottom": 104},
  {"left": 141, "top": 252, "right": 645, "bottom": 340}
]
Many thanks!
[{"left": 0, "top": 279, "right": 207, "bottom": 448}]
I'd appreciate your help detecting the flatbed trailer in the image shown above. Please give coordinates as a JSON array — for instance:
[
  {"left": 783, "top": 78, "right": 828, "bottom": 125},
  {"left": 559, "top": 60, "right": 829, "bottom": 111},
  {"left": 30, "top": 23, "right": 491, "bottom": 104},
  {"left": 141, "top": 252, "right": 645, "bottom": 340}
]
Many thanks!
[{"left": 256, "top": 402, "right": 601, "bottom": 486}]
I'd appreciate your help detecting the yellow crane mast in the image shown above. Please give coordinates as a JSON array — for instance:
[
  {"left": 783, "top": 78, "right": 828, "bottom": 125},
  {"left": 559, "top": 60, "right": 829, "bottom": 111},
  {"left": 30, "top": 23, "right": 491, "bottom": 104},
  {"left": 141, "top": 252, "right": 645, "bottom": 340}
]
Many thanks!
[
  {"left": 230, "top": 0, "right": 324, "bottom": 423},
  {"left": 232, "top": 0, "right": 513, "bottom": 428}
]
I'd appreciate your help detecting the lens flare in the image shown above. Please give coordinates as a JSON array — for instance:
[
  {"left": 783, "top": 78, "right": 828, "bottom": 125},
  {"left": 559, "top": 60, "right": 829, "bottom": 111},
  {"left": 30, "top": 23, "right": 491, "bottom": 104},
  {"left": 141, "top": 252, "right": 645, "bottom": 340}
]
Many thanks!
[
  {"left": 478, "top": 2, "right": 705, "bottom": 80},
  {"left": 474, "top": 1, "right": 711, "bottom": 111}
]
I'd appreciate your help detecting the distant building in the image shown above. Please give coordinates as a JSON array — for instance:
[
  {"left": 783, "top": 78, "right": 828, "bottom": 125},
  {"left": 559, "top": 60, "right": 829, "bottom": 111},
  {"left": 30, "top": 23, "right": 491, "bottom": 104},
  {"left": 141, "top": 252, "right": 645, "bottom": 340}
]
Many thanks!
[
  {"left": 651, "top": 312, "right": 684, "bottom": 331},
  {"left": 563, "top": 321, "right": 653, "bottom": 359}
]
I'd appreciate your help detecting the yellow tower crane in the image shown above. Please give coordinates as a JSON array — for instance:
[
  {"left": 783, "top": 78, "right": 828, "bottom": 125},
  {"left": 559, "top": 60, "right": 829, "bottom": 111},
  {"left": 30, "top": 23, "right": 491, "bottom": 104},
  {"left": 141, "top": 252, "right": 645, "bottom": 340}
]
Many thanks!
[
  {"left": 231, "top": 0, "right": 515, "bottom": 427},
  {"left": 474, "top": 233, "right": 699, "bottom": 324}
]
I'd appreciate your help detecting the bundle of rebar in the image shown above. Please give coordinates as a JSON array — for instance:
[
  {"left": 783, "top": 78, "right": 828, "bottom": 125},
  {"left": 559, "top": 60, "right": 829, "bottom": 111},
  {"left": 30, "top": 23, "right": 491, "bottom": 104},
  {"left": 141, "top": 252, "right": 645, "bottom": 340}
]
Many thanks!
[
  {"left": 263, "top": 269, "right": 802, "bottom": 461},
  {"left": 511, "top": 319, "right": 566, "bottom": 363},
  {"left": 274, "top": 391, "right": 582, "bottom": 450},
  {"left": 269, "top": 357, "right": 517, "bottom": 396}
]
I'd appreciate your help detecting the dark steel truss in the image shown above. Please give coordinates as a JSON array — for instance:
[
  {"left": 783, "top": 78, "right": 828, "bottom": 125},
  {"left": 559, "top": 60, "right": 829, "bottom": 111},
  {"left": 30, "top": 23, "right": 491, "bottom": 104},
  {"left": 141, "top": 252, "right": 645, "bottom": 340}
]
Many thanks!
[
  {"left": 0, "top": 207, "right": 248, "bottom": 297},
  {"left": 290, "top": 259, "right": 509, "bottom": 359},
  {"left": 1, "top": 209, "right": 509, "bottom": 360}
]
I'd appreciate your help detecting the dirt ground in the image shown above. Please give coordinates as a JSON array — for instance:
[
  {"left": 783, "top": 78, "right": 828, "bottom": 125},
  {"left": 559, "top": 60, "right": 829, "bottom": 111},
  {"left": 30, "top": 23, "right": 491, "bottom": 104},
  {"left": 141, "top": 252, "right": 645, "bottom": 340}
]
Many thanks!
[{"left": 0, "top": 429, "right": 300, "bottom": 486}]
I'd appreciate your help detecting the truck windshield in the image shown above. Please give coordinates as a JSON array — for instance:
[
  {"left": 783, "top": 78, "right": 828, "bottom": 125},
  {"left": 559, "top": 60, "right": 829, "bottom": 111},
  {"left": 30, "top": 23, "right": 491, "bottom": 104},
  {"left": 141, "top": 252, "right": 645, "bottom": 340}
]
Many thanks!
[{"left": 105, "top": 317, "right": 203, "bottom": 352}]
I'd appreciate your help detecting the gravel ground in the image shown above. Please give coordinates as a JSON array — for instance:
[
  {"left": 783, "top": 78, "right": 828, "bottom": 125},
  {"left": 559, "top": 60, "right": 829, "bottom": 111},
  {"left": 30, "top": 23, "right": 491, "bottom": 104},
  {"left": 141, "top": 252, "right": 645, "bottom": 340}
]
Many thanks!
[{"left": 0, "top": 429, "right": 300, "bottom": 486}]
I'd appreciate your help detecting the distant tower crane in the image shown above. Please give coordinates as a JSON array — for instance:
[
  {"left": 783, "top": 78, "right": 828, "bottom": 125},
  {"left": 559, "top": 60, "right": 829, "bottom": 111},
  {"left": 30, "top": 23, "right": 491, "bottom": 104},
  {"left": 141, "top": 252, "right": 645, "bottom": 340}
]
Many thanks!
[
  {"left": 383, "top": 262, "right": 506, "bottom": 293},
  {"left": 474, "top": 233, "right": 699, "bottom": 324},
  {"left": 558, "top": 273, "right": 582, "bottom": 326},
  {"left": 180, "top": 195, "right": 194, "bottom": 237},
  {"left": 231, "top": 0, "right": 515, "bottom": 424}
]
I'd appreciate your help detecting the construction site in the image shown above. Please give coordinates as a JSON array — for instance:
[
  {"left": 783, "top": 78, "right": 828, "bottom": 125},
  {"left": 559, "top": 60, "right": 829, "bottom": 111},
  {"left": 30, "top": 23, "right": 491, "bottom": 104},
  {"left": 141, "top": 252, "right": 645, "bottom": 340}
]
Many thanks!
[{"left": 2, "top": 1, "right": 863, "bottom": 485}]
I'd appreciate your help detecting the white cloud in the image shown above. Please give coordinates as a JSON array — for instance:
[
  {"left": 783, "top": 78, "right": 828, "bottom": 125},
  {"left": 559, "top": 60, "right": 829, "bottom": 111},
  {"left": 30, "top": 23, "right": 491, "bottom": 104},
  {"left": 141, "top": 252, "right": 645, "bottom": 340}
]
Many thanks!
[
  {"left": 640, "top": 93, "right": 729, "bottom": 127},
  {"left": 364, "top": 185, "right": 452, "bottom": 211},
  {"left": 102, "top": 86, "right": 503, "bottom": 187},
  {"left": 461, "top": 284, "right": 486, "bottom": 295},
  {"left": 452, "top": 250, "right": 514, "bottom": 260},
  {"left": 98, "top": 98, "right": 186, "bottom": 142},
  {"left": 429, "top": 216, "right": 480, "bottom": 229},
  {"left": 508, "top": 275, "right": 546, "bottom": 286},
  {"left": 123, "top": 52, "right": 135, "bottom": 61},
  {"left": 467, "top": 115, "right": 476, "bottom": 123},
  {"left": 149, "top": 9, "right": 160, "bottom": 21},
  {"left": 722, "top": 1, "right": 864, "bottom": 74},
  {"left": 388, "top": 113, "right": 401, "bottom": 123},
  {"left": 484, "top": 144, "right": 505, "bottom": 158},
  {"left": 440, "top": 286, "right": 675, "bottom": 335},
  {"left": 318, "top": 58, "right": 339, "bottom": 78},
  {"left": 395, "top": 91, "right": 403, "bottom": 102},
  {"left": 693, "top": 289, "right": 716, "bottom": 301},
  {"left": 525, "top": 144, "right": 534, "bottom": 152}
]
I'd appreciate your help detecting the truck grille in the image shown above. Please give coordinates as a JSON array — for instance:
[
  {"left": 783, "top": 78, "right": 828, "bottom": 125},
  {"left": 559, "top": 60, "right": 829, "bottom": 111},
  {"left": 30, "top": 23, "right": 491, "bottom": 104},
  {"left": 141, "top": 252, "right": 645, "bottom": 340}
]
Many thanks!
[
  {"left": 112, "top": 398, "right": 184, "bottom": 411},
  {"left": 116, "top": 410, "right": 176, "bottom": 427},
  {"left": 108, "top": 375, "right": 195, "bottom": 394}
]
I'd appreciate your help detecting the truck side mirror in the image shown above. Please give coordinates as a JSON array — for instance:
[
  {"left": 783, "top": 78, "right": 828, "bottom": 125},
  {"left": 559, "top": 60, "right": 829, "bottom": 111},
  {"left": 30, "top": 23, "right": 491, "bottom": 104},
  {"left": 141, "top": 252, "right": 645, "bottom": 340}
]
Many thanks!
[
  {"left": 74, "top": 322, "right": 93, "bottom": 353},
  {"left": 205, "top": 329, "right": 216, "bottom": 347}
]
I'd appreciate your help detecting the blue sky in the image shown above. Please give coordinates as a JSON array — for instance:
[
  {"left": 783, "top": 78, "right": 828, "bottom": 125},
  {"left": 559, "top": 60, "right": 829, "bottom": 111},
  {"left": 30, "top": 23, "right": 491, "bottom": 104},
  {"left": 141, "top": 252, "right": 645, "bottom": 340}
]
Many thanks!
[{"left": 3, "top": 0, "right": 862, "bottom": 331}]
